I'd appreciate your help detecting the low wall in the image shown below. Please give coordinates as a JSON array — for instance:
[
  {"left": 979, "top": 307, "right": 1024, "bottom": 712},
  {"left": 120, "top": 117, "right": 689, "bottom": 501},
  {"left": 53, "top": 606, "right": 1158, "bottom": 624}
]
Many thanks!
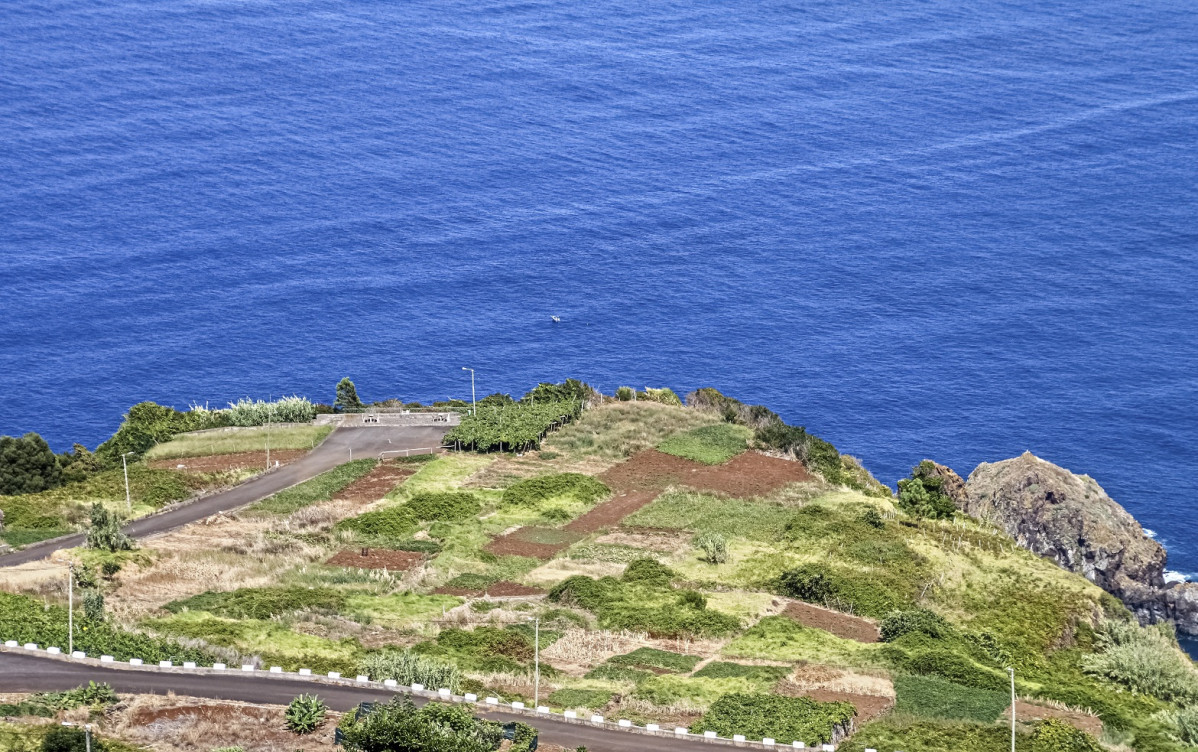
[{"left": 316, "top": 413, "right": 461, "bottom": 427}]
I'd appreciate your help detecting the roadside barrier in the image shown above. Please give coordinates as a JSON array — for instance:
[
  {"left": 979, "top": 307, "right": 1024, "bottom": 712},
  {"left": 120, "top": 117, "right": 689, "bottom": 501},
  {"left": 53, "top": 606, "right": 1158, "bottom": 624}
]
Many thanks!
[{"left": 1, "top": 641, "right": 853, "bottom": 750}]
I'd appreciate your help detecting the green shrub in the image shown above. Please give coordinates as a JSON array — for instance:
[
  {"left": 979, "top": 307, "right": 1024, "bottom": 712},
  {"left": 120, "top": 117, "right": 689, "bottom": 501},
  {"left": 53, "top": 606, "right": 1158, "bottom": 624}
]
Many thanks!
[
  {"left": 36, "top": 682, "right": 118, "bottom": 710},
  {"left": 0, "top": 433, "right": 62, "bottom": 495},
  {"left": 862, "top": 508, "right": 885, "bottom": 528},
  {"left": 337, "top": 506, "right": 418, "bottom": 541},
  {"left": 547, "top": 575, "right": 737, "bottom": 638},
  {"left": 547, "top": 689, "right": 613, "bottom": 710},
  {"left": 677, "top": 590, "right": 707, "bottom": 610},
  {"left": 41, "top": 727, "right": 106, "bottom": 752},
  {"left": 96, "top": 401, "right": 229, "bottom": 465},
  {"left": 1030, "top": 718, "right": 1104, "bottom": 752},
  {"left": 336, "top": 378, "right": 364, "bottom": 411},
  {"left": 85, "top": 503, "right": 133, "bottom": 552},
  {"left": 689, "top": 693, "right": 856, "bottom": 745},
  {"left": 693, "top": 531, "right": 729, "bottom": 564},
  {"left": 1154, "top": 706, "right": 1198, "bottom": 745},
  {"left": 442, "top": 573, "right": 497, "bottom": 591},
  {"left": 882, "top": 640, "right": 1008, "bottom": 691},
  {"left": 358, "top": 650, "right": 462, "bottom": 692},
  {"left": 1081, "top": 620, "right": 1198, "bottom": 703},
  {"left": 657, "top": 424, "right": 751, "bottom": 465},
  {"left": 778, "top": 565, "right": 835, "bottom": 603},
  {"left": 638, "top": 388, "right": 682, "bottom": 406},
  {"left": 897, "top": 463, "right": 957, "bottom": 520},
  {"left": 501, "top": 473, "right": 609, "bottom": 509},
  {"left": 608, "top": 647, "right": 701, "bottom": 673},
  {"left": 164, "top": 586, "right": 347, "bottom": 619},
  {"left": 616, "top": 387, "right": 634, "bottom": 401},
  {"left": 881, "top": 608, "right": 953, "bottom": 642},
  {"left": 340, "top": 696, "right": 504, "bottom": 752},
  {"left": 775, "top": 559, "right": 912, "bottom": 618},
  {"left": 837, "top": 716, "right": 1031, "bottom": 752},
  {"left": 893, "top": 674, "right": 1009, "bottom": 722},
  {"left": 285, "top": 694, "right": 327, "bottom": 734},
  {"left": 82, "top": 590, "right": 104, "bottom": 623},
  {"left": 405, "top": 491, "right": 481, "bottom": 521},
  {"left": 621, "top": 558, "right": 677, "bottom": 587}
]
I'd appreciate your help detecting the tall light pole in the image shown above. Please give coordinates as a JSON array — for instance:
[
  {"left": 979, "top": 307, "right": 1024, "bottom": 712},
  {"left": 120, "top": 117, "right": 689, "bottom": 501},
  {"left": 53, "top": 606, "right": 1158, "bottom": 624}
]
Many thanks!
[
  {"left": 527, "top": 615, "right": 540, "bottom": 707},
  {"left": 461, "top": 367, "right": 476, "bottom": 416},
  {"left": 1007, "top": 667, "right": 1016, "bottom": 752},
  {"left": 67, "top": 562, "right": 74, "bottom": 654},
  {"left": 121, "top": 452, "right": 134, "bottom": 514},
  {"left": 265, "top": 396, "right": 272, "bottom": 471}
]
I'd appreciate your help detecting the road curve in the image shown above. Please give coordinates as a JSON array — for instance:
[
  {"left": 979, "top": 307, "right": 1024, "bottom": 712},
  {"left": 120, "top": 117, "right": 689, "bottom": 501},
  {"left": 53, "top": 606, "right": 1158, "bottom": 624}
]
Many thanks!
[
  {"left": 0, "top": 652, "right": 722, "bottom": 752},
  {"left": 0, "top": 426, "right": 449, "bottom": 568}
]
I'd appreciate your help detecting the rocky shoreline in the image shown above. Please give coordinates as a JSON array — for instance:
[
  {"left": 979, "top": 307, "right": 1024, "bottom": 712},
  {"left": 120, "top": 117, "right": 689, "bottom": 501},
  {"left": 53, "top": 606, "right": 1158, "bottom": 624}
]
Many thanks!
[{"left": 928, "top": 451, "right": 1198, "bottom": 637}]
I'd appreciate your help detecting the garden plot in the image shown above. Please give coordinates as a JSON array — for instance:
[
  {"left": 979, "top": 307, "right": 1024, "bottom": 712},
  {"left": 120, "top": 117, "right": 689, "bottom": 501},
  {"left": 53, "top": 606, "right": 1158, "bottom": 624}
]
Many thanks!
[
  {"left": 326, "top": 547, "right": 424, "bottom": 571},
  {"left": 331, "top": 462, "right": 419, "bottom": 503},
  {"left": 599, "top": 449, "right": 811, "bottom": 497},
  {"left": 114, "top": 695, "right": 339, "bottom": 752},
  {"left": 484, "top": 526, "right": 585, "bottom": 559},
  {"left": 782, "top": 601, "right": 881, "bottom": 643}
]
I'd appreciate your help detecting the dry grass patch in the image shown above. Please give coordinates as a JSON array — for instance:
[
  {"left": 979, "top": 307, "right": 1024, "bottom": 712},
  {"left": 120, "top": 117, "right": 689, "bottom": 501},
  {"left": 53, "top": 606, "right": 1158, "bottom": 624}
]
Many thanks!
[
  {"left": 541, "top": 629, "right": 650, "bottom": 670},
  {"left": 541, "top": 402, "right": 721, "bottom": 463},
  {"left": 785, "top": 664, "right": 895, "bottom": 698},
  {"left": 522, "top": 559, "right": 626, "bottom": 588}
]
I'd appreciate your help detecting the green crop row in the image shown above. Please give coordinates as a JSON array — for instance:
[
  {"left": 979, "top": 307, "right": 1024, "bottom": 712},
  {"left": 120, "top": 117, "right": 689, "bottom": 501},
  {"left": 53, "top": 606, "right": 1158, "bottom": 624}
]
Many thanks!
[{"left": 444, "top": 400, "right": 582, "bottom": 452}]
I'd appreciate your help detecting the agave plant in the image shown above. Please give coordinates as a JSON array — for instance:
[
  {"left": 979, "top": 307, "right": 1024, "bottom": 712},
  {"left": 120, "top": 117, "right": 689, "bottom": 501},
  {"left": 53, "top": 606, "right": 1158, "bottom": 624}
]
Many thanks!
[{"left": 285, "top": 694, "right": 327, "bottom": 735}]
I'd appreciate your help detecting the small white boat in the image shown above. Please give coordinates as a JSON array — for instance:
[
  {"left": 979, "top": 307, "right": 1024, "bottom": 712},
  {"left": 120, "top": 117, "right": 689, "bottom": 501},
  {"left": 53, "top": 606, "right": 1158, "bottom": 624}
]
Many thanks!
[{"left": 551, "top": 315, "right": 561, "bottom": 323}]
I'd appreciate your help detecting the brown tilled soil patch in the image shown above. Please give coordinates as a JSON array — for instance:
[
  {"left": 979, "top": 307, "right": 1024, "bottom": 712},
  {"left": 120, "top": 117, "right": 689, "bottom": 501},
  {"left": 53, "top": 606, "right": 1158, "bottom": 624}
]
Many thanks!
[
  {"left": 484, "top": 527, "right": 585, "bottom": 559},
  {"left": 332, "top": 462, "right": 417, "bottom": 503},
  {"left": 149, "top": 450, "right": 305, "bottom": 473},
  {"left": 600, "top": 449, "right": 810, "bottom": 497},
  {"left": 1004, "top": 700, "right": 1103, "bottom": 737},
  {"left": 783, "top": 601, "right": 880, "bottom": 643},
  {"left": 564, "top": 490, "right": 660, "bottom": 533},
  {"left": 433, "top": 581, "right": 546, "bottom": 597},
  {"left": 326, "top": 547, "right": 423, "bottom": 571}
]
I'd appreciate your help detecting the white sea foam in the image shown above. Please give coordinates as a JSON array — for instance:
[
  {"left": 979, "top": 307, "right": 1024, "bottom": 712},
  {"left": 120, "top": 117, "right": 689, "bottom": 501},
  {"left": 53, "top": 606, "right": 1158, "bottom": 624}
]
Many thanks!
[
  {"left": 1164, "top": 570, "right": 1192, "bottom": 584},
  {"left": 1144, "top": 529, "right": 1157, "bottom": 538}
]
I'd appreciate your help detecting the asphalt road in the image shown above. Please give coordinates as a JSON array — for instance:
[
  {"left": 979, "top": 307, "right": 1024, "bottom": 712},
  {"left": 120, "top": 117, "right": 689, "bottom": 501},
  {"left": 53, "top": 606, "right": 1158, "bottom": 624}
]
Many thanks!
[
  {"left": 0, "top": 652, "right": 726, "bottom": 752},
  {"left": 0, "top": 426, "right": 449, "bottom": 568}
]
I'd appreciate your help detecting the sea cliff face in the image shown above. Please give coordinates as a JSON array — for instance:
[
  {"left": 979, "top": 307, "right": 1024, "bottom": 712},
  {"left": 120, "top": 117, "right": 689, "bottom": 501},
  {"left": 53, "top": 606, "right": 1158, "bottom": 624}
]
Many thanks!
[{"left": 958, "top": 451, "right": 1198, "bottom": 635}]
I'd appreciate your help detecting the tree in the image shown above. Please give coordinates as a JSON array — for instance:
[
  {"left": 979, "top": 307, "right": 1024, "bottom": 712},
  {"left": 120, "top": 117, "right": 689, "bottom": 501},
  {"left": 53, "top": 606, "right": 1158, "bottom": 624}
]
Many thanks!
[
  {"left": 0, "top": 433, "right": 63, "bottom": 495},
  {"left": 340, "top": 697, "right": 505, "bottom": 752},
  {"left": 336, "top": 378, "right": 364, "bottom": 410},
  {"left": 86, "top": 503, "right": 134, "bottom": 552},
  {"left": 41, "top": 727, "right": 105, "bottom": 752},
  {"left": 897, "top": 462, "right": 956, "bottom": 520}
]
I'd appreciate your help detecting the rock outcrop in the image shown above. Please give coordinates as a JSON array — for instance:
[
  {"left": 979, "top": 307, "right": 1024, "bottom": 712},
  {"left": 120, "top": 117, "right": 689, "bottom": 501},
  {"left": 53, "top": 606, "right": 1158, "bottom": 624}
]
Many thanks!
[
  {"left": 962, "top": 451, "right": 1198, "bottom": 634},
  {"left": 916, "top": 460, "right": 968, "bottom": 507}
]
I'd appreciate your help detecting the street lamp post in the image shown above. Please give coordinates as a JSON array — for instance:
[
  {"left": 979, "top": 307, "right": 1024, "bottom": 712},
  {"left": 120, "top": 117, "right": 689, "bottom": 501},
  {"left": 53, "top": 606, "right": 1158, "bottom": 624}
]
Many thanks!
[
  {"left": 121, "top": 452, "right": 134, "bottom": 514},
  {"left": 461, "top": 367, "right": 476, "bottom": 416},
  {"left": 1007, "top": 667, "right": 1016, "bottom": 752},
  {"left": 527, "top": 615, "right": 540, "bottom": 707},
  {"left": 67, "top": 562, "right": 74, "bottom": 654}
]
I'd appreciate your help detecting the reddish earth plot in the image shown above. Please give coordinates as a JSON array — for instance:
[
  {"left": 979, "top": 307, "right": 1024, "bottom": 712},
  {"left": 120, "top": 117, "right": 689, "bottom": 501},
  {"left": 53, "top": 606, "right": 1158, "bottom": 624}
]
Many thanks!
[
  {"left": 332, "top": 462, "right": 417, "bottom": 503},
  {"left": 326, "top": 547, "right": 424, "bottom": 571},
  {"left": 484, "top": 527, "right": 585, "bottom": 559},
  {"left": 564, "top": 490, "right": 660, "bottom": 533},
  {"left": 599, "top": 449, "right": 810, "bottom": 498},
  {"left": 149, "top": 450, "right": 305, "bottom": 474},
  {"left": 805, "top": 689, "right": 893, "bottom": 725},
  {"left": 782, "top": 601, "right": 880, "bottom": 643},
  {"left": 434, "top": 581, "right": 546, "bottom": 597}
]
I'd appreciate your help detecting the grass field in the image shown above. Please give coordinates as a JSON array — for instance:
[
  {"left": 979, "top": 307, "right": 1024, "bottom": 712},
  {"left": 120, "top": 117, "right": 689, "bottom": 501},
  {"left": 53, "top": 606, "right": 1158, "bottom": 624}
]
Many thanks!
[
  {"left": 145, "top": 424, "right": 332, "bottom": 460},
  {"left": 656, "top": 423, "right": 753, "bottom": 465}
]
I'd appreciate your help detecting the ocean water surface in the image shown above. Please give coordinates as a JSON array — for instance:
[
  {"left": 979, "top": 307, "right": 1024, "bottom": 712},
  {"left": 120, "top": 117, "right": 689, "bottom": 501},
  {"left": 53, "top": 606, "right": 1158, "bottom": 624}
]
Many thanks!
[{"left": 1, "top": 0, "right": 1196, "bottom": 645}]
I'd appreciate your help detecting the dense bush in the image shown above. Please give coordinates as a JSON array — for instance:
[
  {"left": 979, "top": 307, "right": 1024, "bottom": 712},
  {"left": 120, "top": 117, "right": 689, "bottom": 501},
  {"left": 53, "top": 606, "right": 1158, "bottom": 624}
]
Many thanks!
[
  {"left": 693, "top": 531, "right": 729, "bottom": 564},
  {"left": 82, "top": 590, "right": 104, "bottom": 623},
  {"left": 85, "top": 503, "right": 133, "bottom": 552},
  {"left": 1081, "top": 620, "right": 1198, "bottom": 703},
  {"left": 615, "top": 386, "right": 635, "bottom": 401},
  {"left": 608, "top": 647, "right": 702, "bottom": 673},
  {"left": 637, "top": 387, "right": 683, "bottom": 406},
  {"left": 35, "top": 682, "right": 118, "bottom": 711},
  {"left": 881, "top": 641, "right": 1008, "bottom": 691},
  {"left": 358, "top": 650, "right": 462, "bottom": 692},
  {"left": 226, "top": 396, "right": 317, "bottom": 426},
  {"left": 446, "top": 399, "right": 582, "bottom": 452},
  {"left": 285, "top": 694, "right": 328, "bottom": 734},
  {"left": 500, "top": 473, "right": 609, "bottom": 509},
  {"left": 893, "top": 674, "right": 1009, "bottom": 722},
  {"left": 881, "top": 608, "right": 953, "bottom": 642},
  {"left": 1154, "top": 706, "right": 1198, "bottom": 745},
  {"left": 41, "top": 727, "right": 106, "bottom": 752},
  {"left": 164, "top": 586, "right": 347, "bottom": 619},
  {"left": 0, "top": 592, "right": 214, "bottom": 664},
  {"left": 521, "top": 379, "right": 596, "bottom": 404},
  {"left": 336, "top": 378, "right": 364, "bottom": 411},
  {"left": 1030, "top": 718, "right": 1104, "bottom": 752},
  {"left": 0, "top": 433, "right": 62, "bottom": 495},
  {"left": 337, "top": 506, "right": 418, "bottom": 541},
  {"left": 778, "top": 565, "right": 835, "bottom": 603},
  {"left": 689, "top": 693, "right": 856, "bottom": 745},
  {"left": 897, "top": 461, "right": 957, "bottom": 519},
  {"left": 96, "top": 401, "right": 229, "bottom": 465},
  {"left": 406, "top": 491, "right": 482, "bottom": 521},
  {"left": 339, "top": 696, "right": 506, "bottom": 752},
  {"left": 621, "top": 558, "right": 677, "bottom": 587}
]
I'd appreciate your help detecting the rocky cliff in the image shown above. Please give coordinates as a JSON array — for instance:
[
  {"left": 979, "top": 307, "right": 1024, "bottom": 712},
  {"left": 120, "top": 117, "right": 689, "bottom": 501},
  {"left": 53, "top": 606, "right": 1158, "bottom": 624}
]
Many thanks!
[{"left": 962, "top": 451, "right": 1198, "bottom": 635}]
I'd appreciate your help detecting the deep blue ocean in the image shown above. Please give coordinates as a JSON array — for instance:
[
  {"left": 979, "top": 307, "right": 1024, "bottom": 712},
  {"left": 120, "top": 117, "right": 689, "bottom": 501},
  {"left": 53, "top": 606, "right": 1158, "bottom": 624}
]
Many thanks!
[{"left": 1, "top": 0, "right": 1196, "bottom": 645}]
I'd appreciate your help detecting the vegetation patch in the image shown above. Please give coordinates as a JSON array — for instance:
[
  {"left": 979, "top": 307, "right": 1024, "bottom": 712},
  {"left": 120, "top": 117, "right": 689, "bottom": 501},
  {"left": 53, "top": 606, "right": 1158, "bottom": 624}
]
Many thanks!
[
  {"left": 723, "top": 616, "right": 879, "bottom": 666},
  {"left": 693, "top": 661, "right": 790, "bottom": 683},
  {"left": 657, "top": 424, "right": 752, "bottom": 465},
  {"left": 252, "top": 459, "right": 377, "bottom": 514},
  {"left": 609, "top": 647, "right": 702, "bottom": 673},
  {"left": 689, "top": 693, "right": 856, "bottom": 745},
  {"left": 624, "top": 489, "right": 795, "bottom": 540},
  {"left": 547, "top": 688, "right": 613, "bottom": 710},
  {"left": 146, "top": 424, "right": 331, "bottom": 460},
  {"left": 405, "top": 491, "right": 482, "bottom": 521},
  {"left": 547, "top": 571, "right": 740, "bottom": 639},
  {"left": 837, "top": 715, "right": 1031, "bottom": 752},
  {"left": 445, "top": 399, "right": 582, "bottom": 452},
  {"left": 893, "top": 674, "right": 1010, "bottom": 722},
  {"left": 543, "top": 401, "right": 721, "bottom": 461},
  {"left": 164, "top": 586, "right": 348, "bottom": 619},
  {"left": 501, "top": 473, "right": 610, "bottom": 510}
]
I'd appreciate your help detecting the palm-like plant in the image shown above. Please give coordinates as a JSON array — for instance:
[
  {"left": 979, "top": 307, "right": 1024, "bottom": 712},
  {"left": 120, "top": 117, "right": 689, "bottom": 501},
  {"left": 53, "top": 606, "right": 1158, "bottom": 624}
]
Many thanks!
[{"left": 285, "top": 694, "right": 327, "bottom": 734}]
